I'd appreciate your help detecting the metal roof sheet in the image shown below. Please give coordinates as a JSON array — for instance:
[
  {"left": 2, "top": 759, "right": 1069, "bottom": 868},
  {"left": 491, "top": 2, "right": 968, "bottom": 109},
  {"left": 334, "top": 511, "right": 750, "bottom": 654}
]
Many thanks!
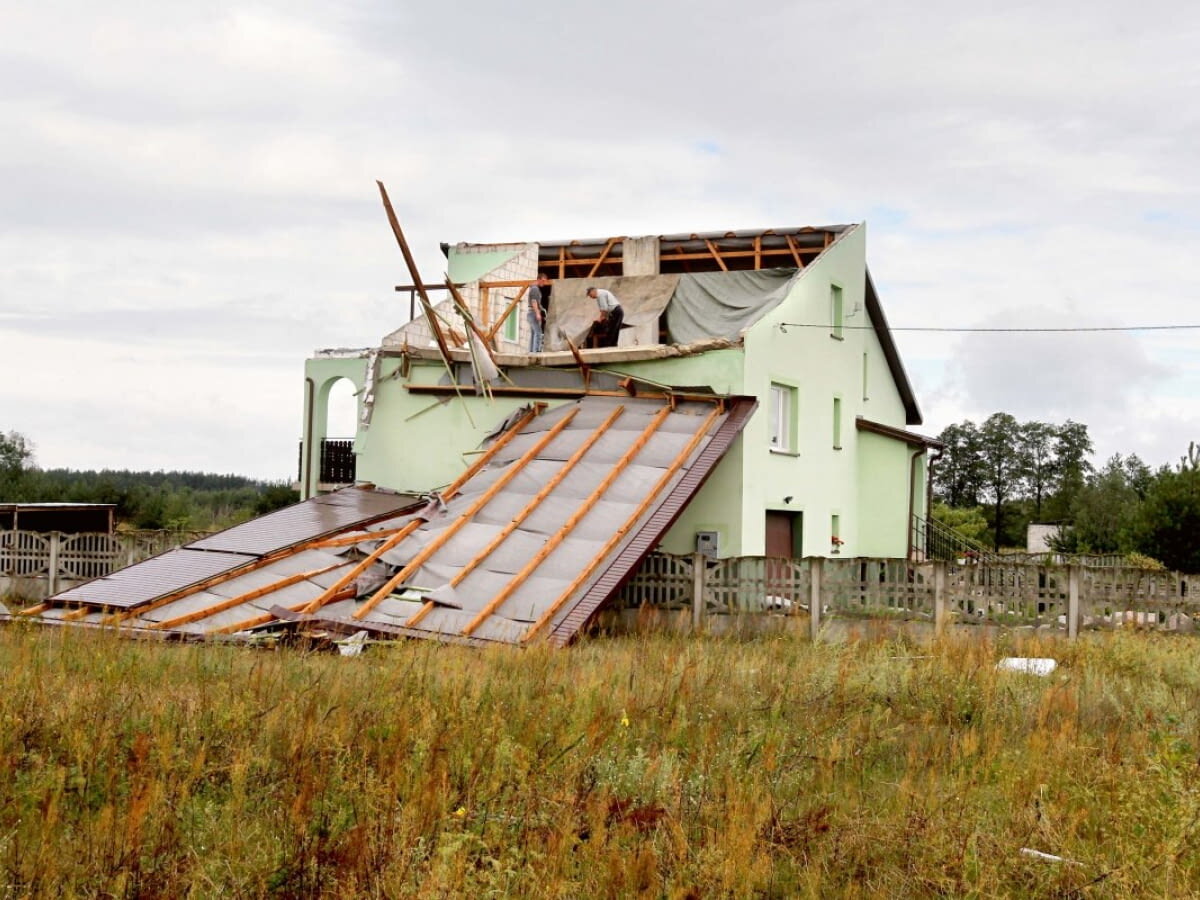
[
  {"left": 44, "top": 488, "right": 421, "bottom": 613},
  {"left": 191, "top": 488, "right": 422, "bottom": 555}
]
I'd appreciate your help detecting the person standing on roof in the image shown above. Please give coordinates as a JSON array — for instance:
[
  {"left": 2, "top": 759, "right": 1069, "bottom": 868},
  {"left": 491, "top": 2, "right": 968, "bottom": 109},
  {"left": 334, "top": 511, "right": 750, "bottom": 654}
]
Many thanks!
[
  {"left": 526, "top": 272, "right": 552, "bottom": 352},
  {"left": 586, "top": 286, "right": 623, "bottom": 348}
]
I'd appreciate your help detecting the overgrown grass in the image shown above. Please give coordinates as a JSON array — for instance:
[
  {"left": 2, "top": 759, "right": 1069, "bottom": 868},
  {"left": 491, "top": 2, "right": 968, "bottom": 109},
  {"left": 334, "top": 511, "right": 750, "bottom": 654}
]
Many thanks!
[{"left": 2, "top": 625, "right": 1199, "bottom": 897}]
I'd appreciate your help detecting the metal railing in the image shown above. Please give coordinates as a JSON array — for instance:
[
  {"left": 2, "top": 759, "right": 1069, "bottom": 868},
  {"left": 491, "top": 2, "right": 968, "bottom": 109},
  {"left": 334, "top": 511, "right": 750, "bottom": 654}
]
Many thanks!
[{"left": 298, "top": 439, "right": 357, "bottom": 485}]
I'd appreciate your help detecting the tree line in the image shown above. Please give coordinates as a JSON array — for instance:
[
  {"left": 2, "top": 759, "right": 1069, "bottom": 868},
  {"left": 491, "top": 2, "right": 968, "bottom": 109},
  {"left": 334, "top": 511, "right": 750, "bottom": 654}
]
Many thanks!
[
  {"left": 933, "top": 415, "right": 1200, "bottom": 573},
  {"left": 1, "top": 430, "right": 297, "bottom": 531}
]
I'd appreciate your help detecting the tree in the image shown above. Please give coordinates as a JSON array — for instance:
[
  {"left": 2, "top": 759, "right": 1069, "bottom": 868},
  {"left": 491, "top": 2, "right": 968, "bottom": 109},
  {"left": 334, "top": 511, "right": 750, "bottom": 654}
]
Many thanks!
[
  {"left": 1046, "top": 420, "right": 1093, "bottom": 519},
  {"left": 978, "top": 413, "right": 1026, "bottom": 550},
  {"left": 1018, "top": 420, "right": 1057, "bottom": 519},
  {"left": 934, "top": 422, "right": 986, "bottom": 507},
  {"left": 1133, "top": 442, "right": 1200, "bottom": 573},
  {"left": 0, "top": 430, "right": 34, "bottom": 495},
  {"left": 1055, "top": 455, "right": 1141, "bottom": 554}
]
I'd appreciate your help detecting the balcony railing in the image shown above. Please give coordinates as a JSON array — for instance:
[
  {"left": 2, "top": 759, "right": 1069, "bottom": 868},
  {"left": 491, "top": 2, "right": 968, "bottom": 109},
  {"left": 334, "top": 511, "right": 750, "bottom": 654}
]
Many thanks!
[{"left": 298, "top": 439, "right": 357, "bottom": 485}]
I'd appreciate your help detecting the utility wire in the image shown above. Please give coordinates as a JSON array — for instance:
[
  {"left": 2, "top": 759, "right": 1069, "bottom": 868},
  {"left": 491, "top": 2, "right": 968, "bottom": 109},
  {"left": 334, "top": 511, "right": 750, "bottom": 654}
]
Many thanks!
[{"left": 777, "top": 323, "right": 1200, "bottom": 333}]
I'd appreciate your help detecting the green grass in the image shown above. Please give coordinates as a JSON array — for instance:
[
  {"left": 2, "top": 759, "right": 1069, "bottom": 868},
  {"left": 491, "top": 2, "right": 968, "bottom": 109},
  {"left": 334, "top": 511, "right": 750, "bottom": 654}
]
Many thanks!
[{"left": 1, "top": 624, "right": 1199, "bottom": 897}]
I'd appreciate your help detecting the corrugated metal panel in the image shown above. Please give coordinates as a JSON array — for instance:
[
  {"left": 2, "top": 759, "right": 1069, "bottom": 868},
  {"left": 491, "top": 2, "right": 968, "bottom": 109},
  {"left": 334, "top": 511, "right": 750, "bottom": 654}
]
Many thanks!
[
  {"left": 546, "top": 396, "right": 757, "bottom": 646},
  {"left": 52, "top": 549, "right": 256, "bottom": 610},
  {"left": 191, "top": 488, "right": 422, "bottom": 555},
  {"left": 47, "top": 488, "right": 422, "bottom": 613}
]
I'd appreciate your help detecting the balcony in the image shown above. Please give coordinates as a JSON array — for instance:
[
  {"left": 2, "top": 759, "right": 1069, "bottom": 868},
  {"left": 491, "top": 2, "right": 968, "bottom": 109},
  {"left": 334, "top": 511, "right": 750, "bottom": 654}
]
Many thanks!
[{"left": 298, "top": 438, "right": 357, "bottom": 486}]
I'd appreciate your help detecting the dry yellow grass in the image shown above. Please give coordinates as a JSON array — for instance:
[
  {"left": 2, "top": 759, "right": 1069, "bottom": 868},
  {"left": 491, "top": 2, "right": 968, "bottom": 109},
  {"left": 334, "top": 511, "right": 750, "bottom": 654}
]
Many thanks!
[{"left": 1, "top": 624, "right": 1198, "bottom": 897}]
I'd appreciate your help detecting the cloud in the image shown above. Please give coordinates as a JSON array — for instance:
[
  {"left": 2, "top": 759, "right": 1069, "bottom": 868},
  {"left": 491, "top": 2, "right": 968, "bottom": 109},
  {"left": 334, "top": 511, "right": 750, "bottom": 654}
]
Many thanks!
[{"left": 2, "top": 0, "right": 1200, "bottom": 478}]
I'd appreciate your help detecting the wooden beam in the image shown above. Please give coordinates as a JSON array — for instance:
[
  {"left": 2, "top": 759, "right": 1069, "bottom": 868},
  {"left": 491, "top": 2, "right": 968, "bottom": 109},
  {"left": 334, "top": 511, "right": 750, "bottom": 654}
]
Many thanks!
[
  {"left": 376, "top": 181, "right": 452, "bottom": 362},
  {"left": 449, "top": 406, "right": 625, "bottom": 591},
  {"left": 446, "top": 278, "right": 500, "bottom": 371},
  {"left": 703, "top": 239, "right": 729, "bottom": 272},
  {"left": 754, "top": 235, "right": 762, "bottom": 270},
  {"left": 547, "top": 247, "right": 820, "bottom": 268},
  {"left": 785, "top": 234, "right": 804, "bottom": 268},
  {"left": 558, "top": 245, "right": 565, "bottom": 279},
  {"left": 408, "top": 385, "right": 623, "bottom": 399},
  {"left": 522, "top": 404, "right": 723, "bottom": 642},
  {"left": 586, "top": 237, "right": 620, "bottom": 278},
  {"left": 207, "top": 587, "right": 357, "bottom": 636},
  {"left": 16, "top": 603, "right": 48, "bottom": 616},
  {"left": 485, "top": 286, "right": 529, "bottom": 343},
  {"left": 150, "top": 562, "right": 346, "bottom": 630},
  {"left": 307, "top": 525, "right": 414, "bottom": 550},
  {"left": 298, "top": 520, "right": 423, "bottom": 615},
  {"left": 460, "top": 405, "right": 673, "bottom": 636},
  {"left": 357, "top": 408, "right": 580, "bottom": 622}
]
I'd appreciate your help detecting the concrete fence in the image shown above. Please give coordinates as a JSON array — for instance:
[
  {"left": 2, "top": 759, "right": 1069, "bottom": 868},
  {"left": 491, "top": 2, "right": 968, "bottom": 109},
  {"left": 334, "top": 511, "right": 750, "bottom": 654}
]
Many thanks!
[
  {"left": 615, "top": 553, "right": 1198, "bottom": 639},
  {"left": 0, "top": 530, "right": 212, "bottom": 603}
]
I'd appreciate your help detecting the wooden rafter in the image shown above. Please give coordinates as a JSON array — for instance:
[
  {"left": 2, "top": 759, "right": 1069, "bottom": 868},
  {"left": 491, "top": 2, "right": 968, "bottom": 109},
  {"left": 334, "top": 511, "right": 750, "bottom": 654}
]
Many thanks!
[
  {"left": 307, "top": 525, "right": 414, "bottom": 551},
  {"left": 446, "top": 278, "right": 500, "bottom": 370},
  {"left": 486, "top": 286, "right": 530, "bottom": 342},
  {"left": 785, "top": 234, "right": 804, "bottom": 268},
  {"left": 703, "top": 239, "right": 729, "bottom": 272},
  {"left": 754, "top": 235, "right": 762, "bottom": 270},
  {"left": 448, "top": 406, "right": 626, "bottom": 592},
  {"left": 207, "top": 587, "right": 357, "bottom": 636},
  {"left": 149, "top": 561, "right": 346, "bottom": 630},
  {"left": 358, "top": 408, "right": 580, "bottom": 622},
  {"left": 522, "top": 404, "right": 723, "bottom": 642},
  {"left": 557, "top": 245, "right": 565, "bottom": 279},
  {"left": 586, "top": 237, "right": 620, "bottom": 278},
  {"left": 297, "top": 520, "right": 423, "bottom": 615},
  {"left": 543, "top": 246, "right": 822, "bottom": 269},
  {"left": 459, "top": 405, "right": 673, "bottom": 637},
  {"left": 377, "top": 181, "right": 452, "bottom": 362}
]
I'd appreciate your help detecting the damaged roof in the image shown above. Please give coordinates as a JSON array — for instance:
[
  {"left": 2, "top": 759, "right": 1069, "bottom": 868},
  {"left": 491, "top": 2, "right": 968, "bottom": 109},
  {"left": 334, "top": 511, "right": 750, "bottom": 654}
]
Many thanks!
[{"left": 19, "top": 393, "right": 755, "bottom": 647}]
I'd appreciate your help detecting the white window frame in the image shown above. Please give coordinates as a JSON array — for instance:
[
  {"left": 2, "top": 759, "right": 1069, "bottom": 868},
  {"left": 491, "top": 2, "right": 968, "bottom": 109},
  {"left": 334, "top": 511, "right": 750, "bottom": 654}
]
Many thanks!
[
  {"left": 830, "top": 283, "right": 844, "bottom": 340},
  {"left": 769, "top": 382, "right": 796, "bottom": 453}
]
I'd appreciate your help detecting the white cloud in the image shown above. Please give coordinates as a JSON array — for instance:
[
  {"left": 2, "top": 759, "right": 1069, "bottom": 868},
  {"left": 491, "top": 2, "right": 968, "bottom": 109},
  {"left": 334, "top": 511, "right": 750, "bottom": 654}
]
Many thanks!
[{"left": 3, "top": 0, "right": 1200, "bottom": 478}]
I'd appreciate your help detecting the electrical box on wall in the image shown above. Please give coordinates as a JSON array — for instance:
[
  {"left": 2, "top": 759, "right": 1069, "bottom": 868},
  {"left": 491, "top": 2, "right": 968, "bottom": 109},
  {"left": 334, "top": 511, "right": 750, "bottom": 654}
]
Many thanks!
[{"left": 695, "top": 531, "right": 719, "bottom": 558}]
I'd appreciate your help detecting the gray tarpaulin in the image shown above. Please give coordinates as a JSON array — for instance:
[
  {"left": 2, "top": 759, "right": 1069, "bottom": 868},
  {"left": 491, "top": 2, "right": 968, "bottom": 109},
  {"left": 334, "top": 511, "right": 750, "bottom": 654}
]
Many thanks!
[
  {"left": 546, "top": 275, "right": 680, "bottom": 350},
  {"left": 666, "top": 268, "right": 801, "bottom": 344}
]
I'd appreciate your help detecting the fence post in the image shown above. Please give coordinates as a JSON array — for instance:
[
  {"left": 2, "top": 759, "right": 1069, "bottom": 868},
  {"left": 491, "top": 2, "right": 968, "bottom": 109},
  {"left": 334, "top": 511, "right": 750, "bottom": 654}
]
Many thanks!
[
  {"left": 46, "top": 531, "right": 60, "bottom": 600},
  {"left": 1067, "top": 564, "right": 1080, "bottom": 640},
  {"left": 691, "top": 552, "right": 706, "bottom": 633},
  {"left": 808, "top": 556, "right": 823, "bottom": 642},
  {"left": 933, "top": 559, "right": 946, "bottom": 636}
]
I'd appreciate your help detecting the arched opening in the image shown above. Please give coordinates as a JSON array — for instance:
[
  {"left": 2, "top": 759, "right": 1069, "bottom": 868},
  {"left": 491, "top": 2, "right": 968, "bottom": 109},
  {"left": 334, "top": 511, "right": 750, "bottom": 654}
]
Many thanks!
[
  {"left": 314, "top": 376, "right": 360, "bottom": 487},
  {"left": 326, "top": 377, "right": 359, "bottom": 440}
]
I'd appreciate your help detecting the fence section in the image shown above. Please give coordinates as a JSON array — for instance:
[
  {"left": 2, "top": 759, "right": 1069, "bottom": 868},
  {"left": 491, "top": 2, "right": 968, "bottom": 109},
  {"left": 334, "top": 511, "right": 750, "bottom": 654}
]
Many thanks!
[
  {"left": 617, "top": 552, "right": 1198, "bottom": 638},
  {"left": 1, "top": 530, "right": 212, "bottom": 601}
]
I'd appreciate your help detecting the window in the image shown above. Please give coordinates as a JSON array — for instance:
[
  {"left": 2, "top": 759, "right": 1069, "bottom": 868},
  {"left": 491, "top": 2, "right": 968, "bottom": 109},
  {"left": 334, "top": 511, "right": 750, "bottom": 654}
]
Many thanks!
[
  {"left": 502, "top": 295, "right": 519, "bottom": 343},
  {"left": 830, "top": 283, "right": 844, "bottom": 339},
  {"left": 769, "top": 383, "right": 796, "bottom": 452},
  {"left": 831, "top": 514, "right": 842, "bottom": 554},
  {"left": 832, "top": 396, "right": 842, "bottom": 449},
  {"left": 862, "top": 352, "right": 869, "bottom": 401}
]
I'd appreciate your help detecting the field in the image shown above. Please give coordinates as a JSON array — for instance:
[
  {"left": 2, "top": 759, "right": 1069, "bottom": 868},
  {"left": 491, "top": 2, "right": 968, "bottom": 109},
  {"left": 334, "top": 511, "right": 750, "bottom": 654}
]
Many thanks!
[{"left": 1, "top": 625, "right": 1199, "bottom": 897}]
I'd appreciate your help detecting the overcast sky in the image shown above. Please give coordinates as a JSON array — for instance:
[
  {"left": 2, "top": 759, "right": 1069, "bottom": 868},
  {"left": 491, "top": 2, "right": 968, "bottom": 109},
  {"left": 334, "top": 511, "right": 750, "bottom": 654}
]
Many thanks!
[{"left": 3, "top": 0, "right": 1198, "bottom": 481}]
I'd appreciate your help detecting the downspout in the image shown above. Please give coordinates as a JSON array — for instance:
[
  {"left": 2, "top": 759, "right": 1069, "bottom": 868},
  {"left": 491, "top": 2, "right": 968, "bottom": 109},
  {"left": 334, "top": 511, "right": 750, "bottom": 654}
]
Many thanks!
[
  {"left": 925, "top": 445, "right": 944, "bottom": 559},
  {"left": 303, "top": 377, "right": 315, "bottom": 500},
  {"left": 907, "top": 448, "right": 923, "bottom": 562}
]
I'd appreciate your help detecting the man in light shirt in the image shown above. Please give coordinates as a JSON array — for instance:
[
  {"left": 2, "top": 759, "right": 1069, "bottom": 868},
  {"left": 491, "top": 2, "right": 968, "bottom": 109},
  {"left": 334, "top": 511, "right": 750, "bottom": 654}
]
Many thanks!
[{"left": 586, "top": 286, "right": 624, "bottom": 348}]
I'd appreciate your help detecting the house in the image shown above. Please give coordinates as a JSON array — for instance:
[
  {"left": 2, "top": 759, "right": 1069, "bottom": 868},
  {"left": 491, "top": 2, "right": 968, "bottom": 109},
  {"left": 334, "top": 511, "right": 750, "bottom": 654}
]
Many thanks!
[
  {"left": 300, "top": 222, "right": 938, "bottom": 563},
  {"left": 20, "top": 219, "right": 940, "bottom": 646}
]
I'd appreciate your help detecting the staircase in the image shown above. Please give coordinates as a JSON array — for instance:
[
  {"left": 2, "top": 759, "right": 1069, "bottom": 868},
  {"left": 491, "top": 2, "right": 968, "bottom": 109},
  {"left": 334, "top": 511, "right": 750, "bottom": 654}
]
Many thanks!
[{"left": 912, "top": 514, "right": 999, "bottom": 564}]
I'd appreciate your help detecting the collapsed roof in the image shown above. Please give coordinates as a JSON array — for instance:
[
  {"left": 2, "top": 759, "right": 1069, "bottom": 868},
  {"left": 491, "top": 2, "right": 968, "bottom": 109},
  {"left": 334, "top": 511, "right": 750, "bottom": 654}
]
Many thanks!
[{"left": 17, "top": 391, "right": 756, "bottom": 647}]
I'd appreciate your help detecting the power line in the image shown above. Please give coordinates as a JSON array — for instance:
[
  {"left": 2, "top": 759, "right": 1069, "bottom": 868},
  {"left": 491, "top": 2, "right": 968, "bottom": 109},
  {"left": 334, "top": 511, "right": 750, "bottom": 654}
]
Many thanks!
[{"left": 777, "top": 323, "right": 1200, "bottom": 333}]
